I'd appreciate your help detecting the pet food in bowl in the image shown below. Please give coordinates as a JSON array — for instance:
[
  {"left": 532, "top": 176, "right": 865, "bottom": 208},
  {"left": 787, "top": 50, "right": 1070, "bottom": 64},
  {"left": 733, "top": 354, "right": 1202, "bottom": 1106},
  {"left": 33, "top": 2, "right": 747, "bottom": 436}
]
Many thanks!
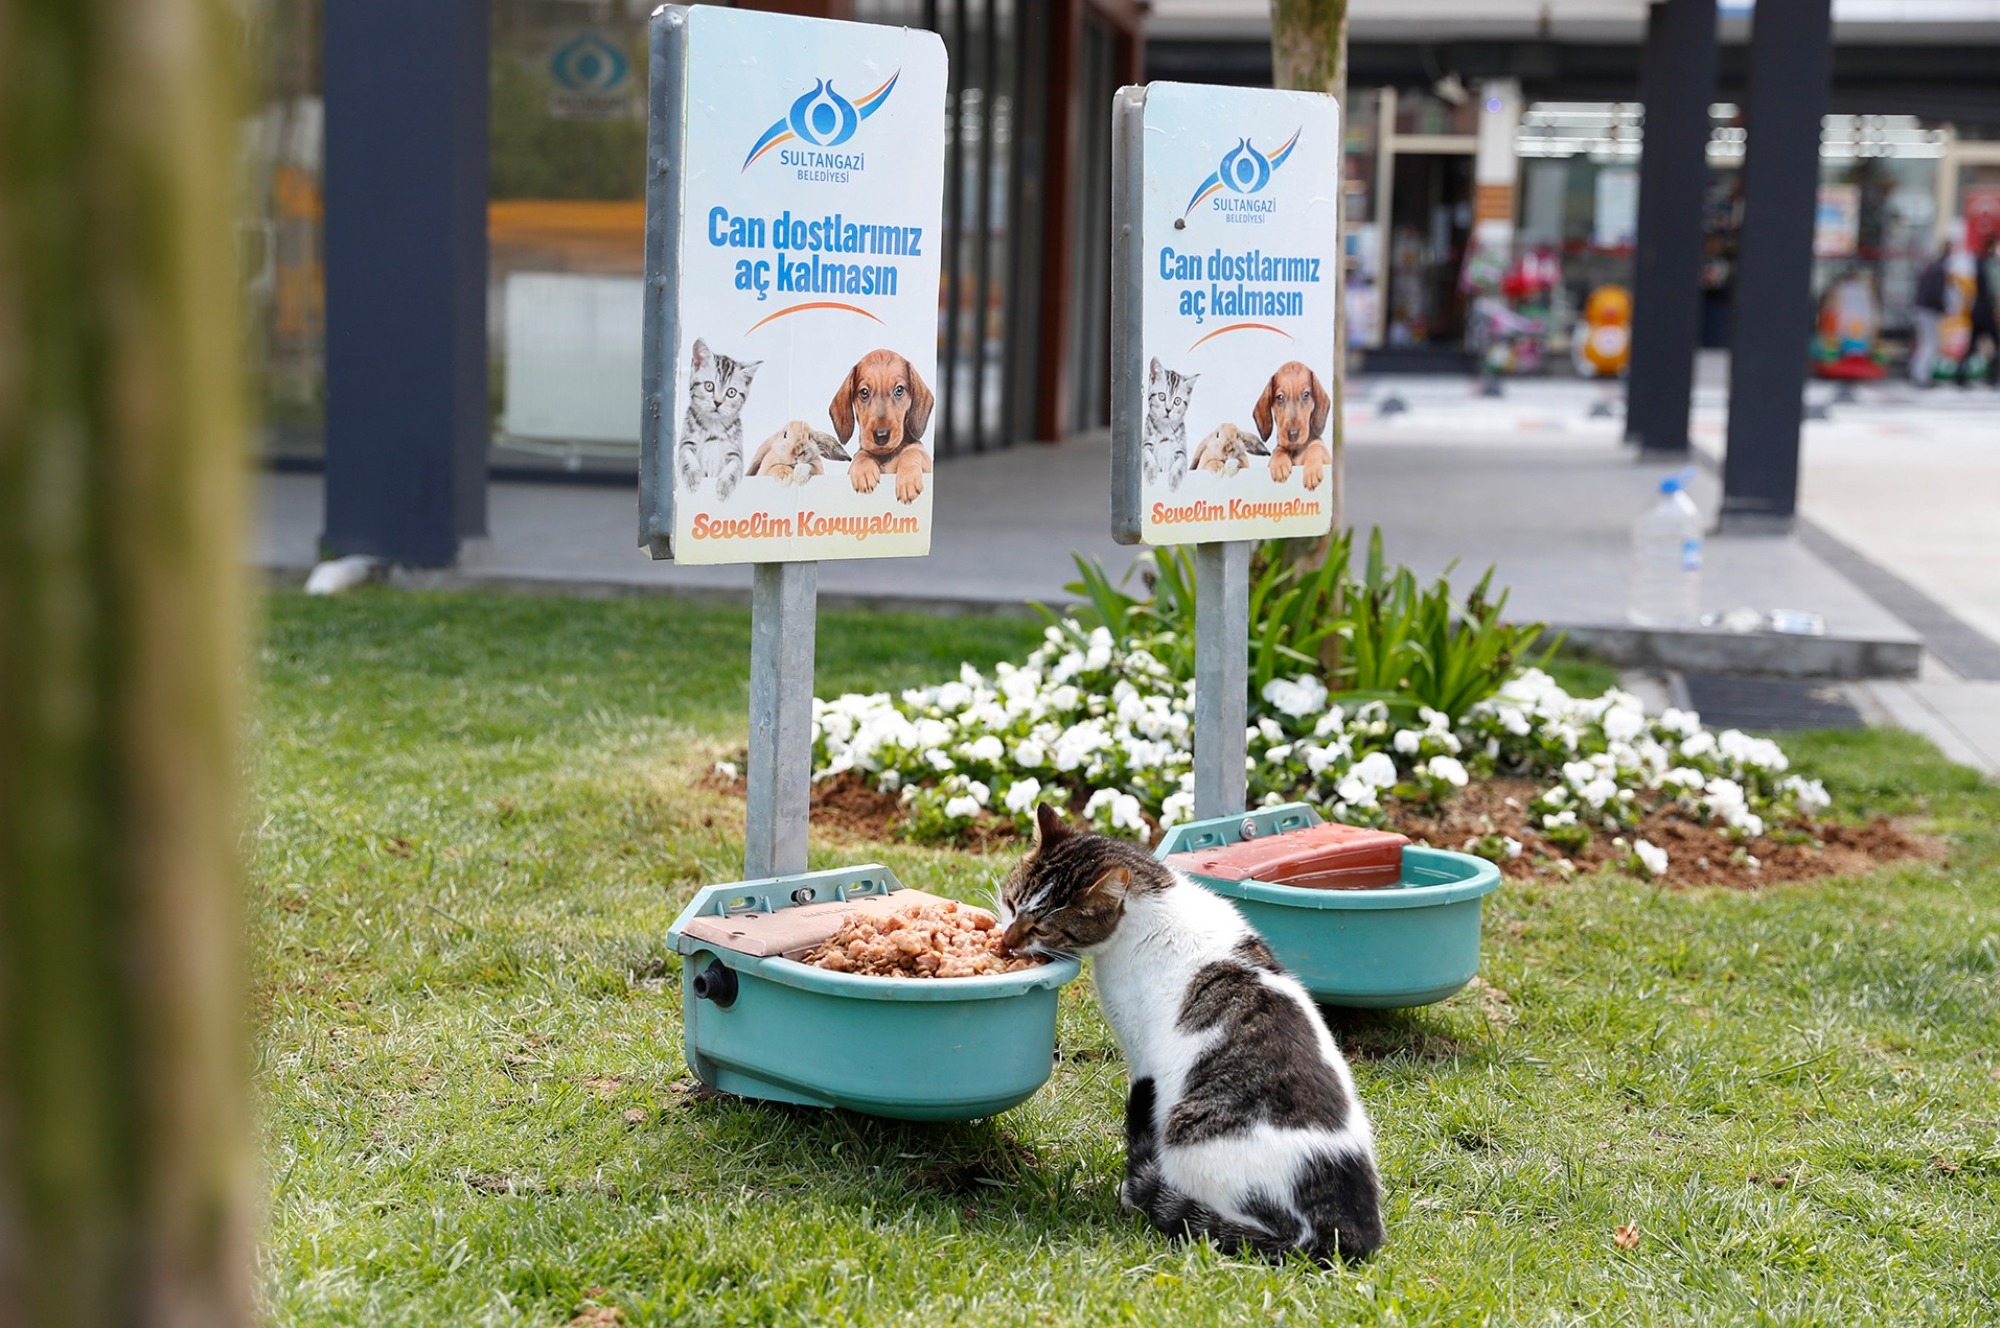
[{"left": 803, "top": 899, "right": 1044, "bottom": 977}]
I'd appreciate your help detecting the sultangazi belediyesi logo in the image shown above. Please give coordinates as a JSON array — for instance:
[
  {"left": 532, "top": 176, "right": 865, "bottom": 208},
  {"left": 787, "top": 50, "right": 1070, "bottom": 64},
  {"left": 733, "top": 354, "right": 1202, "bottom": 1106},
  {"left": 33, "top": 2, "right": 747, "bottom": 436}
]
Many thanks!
[
  {"left": 1181, "top": 129, "right": 1300, "bottom": 225},
  {"left": 743, "top": 72, "right": 899, "bottom": 183}
]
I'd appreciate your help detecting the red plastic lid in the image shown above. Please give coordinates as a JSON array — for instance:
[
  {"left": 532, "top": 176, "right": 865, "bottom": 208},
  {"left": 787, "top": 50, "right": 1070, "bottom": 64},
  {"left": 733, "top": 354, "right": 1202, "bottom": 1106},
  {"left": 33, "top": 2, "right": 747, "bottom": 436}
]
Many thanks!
[{"left": 1165, "top": 822, "right": 1408, "bottom": 891}]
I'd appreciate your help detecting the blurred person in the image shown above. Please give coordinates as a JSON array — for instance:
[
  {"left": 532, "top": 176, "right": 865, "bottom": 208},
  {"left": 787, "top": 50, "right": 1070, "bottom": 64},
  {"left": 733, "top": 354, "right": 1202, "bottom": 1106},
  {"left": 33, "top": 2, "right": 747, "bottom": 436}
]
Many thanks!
[
  {"left": 1910, "top": 241, "right": 1949, "bottom": 387},
  {"left": 1957, "top": 235, "right": 1998, "bottom": 389}
]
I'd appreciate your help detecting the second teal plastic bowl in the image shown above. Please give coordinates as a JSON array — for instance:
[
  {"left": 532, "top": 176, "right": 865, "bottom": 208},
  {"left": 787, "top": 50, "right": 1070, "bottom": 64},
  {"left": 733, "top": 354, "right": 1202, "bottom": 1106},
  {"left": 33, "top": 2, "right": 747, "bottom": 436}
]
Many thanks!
[{"left": 1158, "top": 805, "right": 1502, "bottom": 1008}]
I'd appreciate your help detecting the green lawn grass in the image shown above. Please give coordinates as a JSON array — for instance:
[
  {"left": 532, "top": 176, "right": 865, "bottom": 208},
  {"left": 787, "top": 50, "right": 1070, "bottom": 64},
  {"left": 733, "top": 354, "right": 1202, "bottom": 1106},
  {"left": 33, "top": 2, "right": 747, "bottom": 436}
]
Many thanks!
[{"left": 254, "top": 593, "right": 2000, "bottom": 1327}]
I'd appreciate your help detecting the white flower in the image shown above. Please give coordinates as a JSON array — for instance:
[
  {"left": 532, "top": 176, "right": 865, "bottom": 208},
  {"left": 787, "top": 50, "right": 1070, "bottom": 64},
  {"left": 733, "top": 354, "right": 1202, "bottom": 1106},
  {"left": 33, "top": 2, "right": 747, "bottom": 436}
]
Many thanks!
[
  {"left": 943, "top": 795, "right": 980, "bottom": 819},
  {"left": 1782, "top": 775, "right": 1831, "bottom": 816},
  {"left": 1109, "top": 794, "right": 1145, "bottom": 832},
  {"left": 1312, "top": 706, "right": 1348, "bottom": 738},
  {"left": 1502, "top": 836, "right": 1523, "bottom": 859},
  {"left": 1542, "top": 810, "right": 1578, "bottom": 829},
  {"left": 1579, "top": 776, "right": 1619, "bottom": 809},
  {"left": 1658, "top": 706, "right": 1702, "bottom": 737},
  {"left": 1336, "top": 775, "right": 1380, "bottom": 807},
  {"left": 879, "top": 769, "right": 902, "bottom": 792},
  {"left": 924, "top": 748, "right": 954, "bottom": 772},
  {"left": 963, "top": 735, "right": 1005, "bottom": 764},
  {"left": 936, "top": 681, "right": 972, "bottom": 713},
  {"left": 1679, "top": 731, "right": 1717, "bottom": 759},
  {"left": 1256, "top": 717, "right": 1286, "bottom": 744},
  {"left": 913, "top": 717, "right": 952, "bottom": 750},
  {"left": 1083, "top": 788, "right": 1146, "bottom": 833},
  {"left": 1662, "top": 766, "right": 1706, "bottom": 790},
  {"left": 1562, "top": 759, "right": 1597, "bottom": 790},
  {"left": 1426, "top": 755, "right": 1470, "bottom": 787},
  {"left": 1633, "top": 839, "right": 1669, "bottom": 878},
  {"left": 1265, "top": 743, "right": 1294, "bottom": 765},
  {"left": 1160, "top": 789, "right": 1195, "bottom": 830},
  {"left": 714, "top": 760, "right": 740, "bottom": 780},
  {"left": 965, "top": 780, "right": 991, "bottom": 808},
  {"left": 1048, "top": 684, "right": 1082, "bottom": 713},
  {"left": 1393, "top": 729, "right": 1423, "bottom": 755},
  {"left": 1014, "top": 737, "right": 1048, "bottom": 767},
  {"left": 1003, "top": 777, "right": 1042, "bottom": 815},
  {"left": 1603, "top": 702, "right": 1646, "bottom": 743},
  {"left": 1261, "top": 675, "right": 1328, "bottom": 719},
  {"left": 1350, "top": 751, "right": 1399, "bottom": 789}
]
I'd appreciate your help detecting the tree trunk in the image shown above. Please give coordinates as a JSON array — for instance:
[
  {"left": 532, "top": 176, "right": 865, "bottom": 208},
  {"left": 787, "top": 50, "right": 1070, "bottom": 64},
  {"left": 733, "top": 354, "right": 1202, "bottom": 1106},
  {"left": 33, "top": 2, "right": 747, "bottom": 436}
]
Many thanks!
[
  {"left": 1270, "top": 0, "right": 1350, "bottom": 676},
  {"left": 1269, "top": 0, "right": 1349, "bottom": 534},
  {"left": 0, "top": 2, "right": 255, "bottom": 1325}
]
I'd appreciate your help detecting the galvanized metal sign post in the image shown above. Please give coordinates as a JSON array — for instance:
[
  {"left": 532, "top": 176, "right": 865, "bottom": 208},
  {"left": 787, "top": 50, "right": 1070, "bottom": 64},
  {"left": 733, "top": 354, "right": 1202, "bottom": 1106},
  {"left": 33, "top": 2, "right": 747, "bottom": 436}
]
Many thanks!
[
  {"left": 643, "top": 6, "right": 947, "bottom": 877},
  {"left": 1111, "top": 81, "right": 1342, "bottom": 821}
]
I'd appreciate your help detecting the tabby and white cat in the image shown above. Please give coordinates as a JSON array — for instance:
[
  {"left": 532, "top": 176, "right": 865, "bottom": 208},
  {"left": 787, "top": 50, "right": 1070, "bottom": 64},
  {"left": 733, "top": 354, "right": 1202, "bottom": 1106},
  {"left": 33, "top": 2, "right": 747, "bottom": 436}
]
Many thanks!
[
  {"left": 678, "top": 338, "right": 760, "bottom": 501},
  {"left": 999, "top": 806, "right": 1385, "bottom": 1264},
  {"left": 1142, "top": 358, "right": 1197, "bottom": 492}
]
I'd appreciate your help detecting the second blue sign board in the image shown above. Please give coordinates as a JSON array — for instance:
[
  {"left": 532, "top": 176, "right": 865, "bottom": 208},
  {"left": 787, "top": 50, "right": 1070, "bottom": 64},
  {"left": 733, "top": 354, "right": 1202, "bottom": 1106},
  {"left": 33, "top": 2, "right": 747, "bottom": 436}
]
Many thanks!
[{"left": 1111, "top": 81, "right": 1342, "bottom": 547}]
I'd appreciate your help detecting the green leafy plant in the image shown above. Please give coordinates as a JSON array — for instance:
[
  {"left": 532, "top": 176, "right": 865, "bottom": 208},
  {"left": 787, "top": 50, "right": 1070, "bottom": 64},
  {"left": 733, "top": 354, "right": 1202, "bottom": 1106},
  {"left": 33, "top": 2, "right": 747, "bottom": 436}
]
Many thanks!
[{"left": 1048, "top": 528, "right": 1551, "bottom": 717}]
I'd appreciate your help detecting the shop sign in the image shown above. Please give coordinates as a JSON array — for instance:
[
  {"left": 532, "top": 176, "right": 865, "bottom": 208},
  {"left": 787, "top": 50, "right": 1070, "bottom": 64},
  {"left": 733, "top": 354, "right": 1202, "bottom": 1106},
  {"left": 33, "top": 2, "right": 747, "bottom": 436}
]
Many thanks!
[
  {"left": 1110, "top": 82, "right": 1341, "bottom": 546},
  {"left": 641, "top": 7, "right": 947, "bottom": 564},
  {"left": 549, "top": 32, "right": 636, "bottom": 121},
  {"left": 1814, "top": 184, "right": 1860, "bottom": 259},
  {"left": 1965, "top": 185, "right": 2000, "bottom": 250},
  {"left": 1592, "top": 167, "right": 1639, "bottom": 250}
]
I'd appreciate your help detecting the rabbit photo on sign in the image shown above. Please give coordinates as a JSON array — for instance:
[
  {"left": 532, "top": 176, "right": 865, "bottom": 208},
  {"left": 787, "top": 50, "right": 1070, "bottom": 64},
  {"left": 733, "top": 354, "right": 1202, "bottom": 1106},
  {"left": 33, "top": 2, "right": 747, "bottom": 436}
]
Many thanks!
[
  {"left": 1189, "top": 421, "right": 1269, "bottom": 477},
  {"left": 678, "top": 337, "right": 761, "bottom": 500},
  {"left": 747, "top": 420, "right": 850, "bottom": 487}
]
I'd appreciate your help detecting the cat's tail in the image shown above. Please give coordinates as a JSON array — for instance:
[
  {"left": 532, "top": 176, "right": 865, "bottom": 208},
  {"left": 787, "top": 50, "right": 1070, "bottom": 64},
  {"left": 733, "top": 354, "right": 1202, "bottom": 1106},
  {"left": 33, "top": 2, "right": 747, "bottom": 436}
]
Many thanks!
[{"left": 1295, "top": 1145, "right": 1387, "bottom": 1263}]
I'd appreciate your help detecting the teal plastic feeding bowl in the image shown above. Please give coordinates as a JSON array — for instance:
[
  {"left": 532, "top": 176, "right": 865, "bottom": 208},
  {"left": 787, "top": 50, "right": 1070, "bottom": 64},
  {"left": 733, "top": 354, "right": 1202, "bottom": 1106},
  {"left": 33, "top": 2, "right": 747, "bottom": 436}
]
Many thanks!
[
  {"left": 666, "top": 865, "right": 1080, "bottom": 1121},
  {"left": 1157, "top": 803, "right": 1501, "bottom": 1009}
]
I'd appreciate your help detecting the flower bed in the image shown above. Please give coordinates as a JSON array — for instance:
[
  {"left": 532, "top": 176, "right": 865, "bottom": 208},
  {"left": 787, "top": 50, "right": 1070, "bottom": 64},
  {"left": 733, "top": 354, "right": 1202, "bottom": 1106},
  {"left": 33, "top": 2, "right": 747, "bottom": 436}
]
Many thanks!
[{"left": 769, "top": 624, "right": 1931, "bottom": 889}]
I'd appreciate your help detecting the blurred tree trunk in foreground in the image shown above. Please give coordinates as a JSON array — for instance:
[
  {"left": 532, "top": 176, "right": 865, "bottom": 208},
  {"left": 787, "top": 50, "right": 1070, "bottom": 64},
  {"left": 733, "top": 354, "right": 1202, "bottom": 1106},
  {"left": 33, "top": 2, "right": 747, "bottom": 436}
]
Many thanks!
[
  {"left": 1270, "top": 0, "right": 1348, "bottom": 534},
  {"left": 1270, "top": 0, "right": 1349, "bottom": 669},
  {"left": 0, "top": 2, "right": 255, "bottom": 1325}
]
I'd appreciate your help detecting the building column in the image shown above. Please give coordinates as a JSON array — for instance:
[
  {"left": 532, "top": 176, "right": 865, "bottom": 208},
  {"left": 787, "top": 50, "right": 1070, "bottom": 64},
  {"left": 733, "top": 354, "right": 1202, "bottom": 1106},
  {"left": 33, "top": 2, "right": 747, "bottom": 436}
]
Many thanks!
[
  {"left": 1624, "top": 0, "right": 1717, "bottom": 455},
  {"left": 322, "top": 0, "right": 488, "bottom": 567},
  {"left": 1720, "top": 0, "right": 1833, "bottom": 532}
]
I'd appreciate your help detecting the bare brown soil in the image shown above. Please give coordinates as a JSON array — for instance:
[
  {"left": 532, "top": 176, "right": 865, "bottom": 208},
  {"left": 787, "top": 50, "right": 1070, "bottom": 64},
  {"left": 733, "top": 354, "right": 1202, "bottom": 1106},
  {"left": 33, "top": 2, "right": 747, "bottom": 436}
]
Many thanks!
[
  {"left": 1384, "top": 777, "right": 1939, "bottom": 890},
  {"left": 705, "top": 770, "right": 1938, "bottom": 890}
]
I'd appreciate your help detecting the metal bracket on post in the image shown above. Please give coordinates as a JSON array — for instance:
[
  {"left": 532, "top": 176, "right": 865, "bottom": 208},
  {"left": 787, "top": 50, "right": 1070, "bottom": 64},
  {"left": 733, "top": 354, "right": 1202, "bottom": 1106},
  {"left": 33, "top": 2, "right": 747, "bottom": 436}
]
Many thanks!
[
  {"left": 1193, "top": 540, "right": 1250, "bottom": 821},
  {"left": 744, "top": 561, "right": 818, "bottom": 880}
]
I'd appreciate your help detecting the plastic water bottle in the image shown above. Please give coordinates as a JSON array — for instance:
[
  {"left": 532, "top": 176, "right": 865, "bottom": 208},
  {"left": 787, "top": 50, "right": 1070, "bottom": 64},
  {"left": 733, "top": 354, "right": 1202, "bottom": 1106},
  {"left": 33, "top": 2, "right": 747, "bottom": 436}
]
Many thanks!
[{"left": 1629, "top": 470, "right": 1703, "bottom": 627}]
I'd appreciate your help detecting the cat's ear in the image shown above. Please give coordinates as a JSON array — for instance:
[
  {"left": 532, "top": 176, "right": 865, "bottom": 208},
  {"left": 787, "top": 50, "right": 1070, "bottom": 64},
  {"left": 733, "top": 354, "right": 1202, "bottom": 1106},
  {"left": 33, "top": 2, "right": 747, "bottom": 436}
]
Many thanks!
[
  {"left": 1253, "top": 371, "right": 1277, "bottom": 441},
  {"left": 1033, "top": 803, "right": 1071, "bottom": 847},
  {"left": 1182, "top": 373, "right": 1198, "bottom": 391},
  {"left": 740, "top": 359, "right": 763, "bottom": 382},
  {"left": 1148, "top": 357, "right": 1162, "bottom": 383},
  {"left": 691, "top": 338, "right": 710, "bottom": 371},
  {"left": 1089, "top": 866, "right": 1131, "bottom": 899}
]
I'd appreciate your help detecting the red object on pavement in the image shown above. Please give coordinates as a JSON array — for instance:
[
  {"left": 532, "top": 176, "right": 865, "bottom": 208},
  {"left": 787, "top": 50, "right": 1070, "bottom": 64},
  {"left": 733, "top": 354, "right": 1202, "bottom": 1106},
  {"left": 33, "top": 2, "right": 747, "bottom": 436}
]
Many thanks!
[{"left": 1165, "top": 822, "right": 1409, "bottom": 891}]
